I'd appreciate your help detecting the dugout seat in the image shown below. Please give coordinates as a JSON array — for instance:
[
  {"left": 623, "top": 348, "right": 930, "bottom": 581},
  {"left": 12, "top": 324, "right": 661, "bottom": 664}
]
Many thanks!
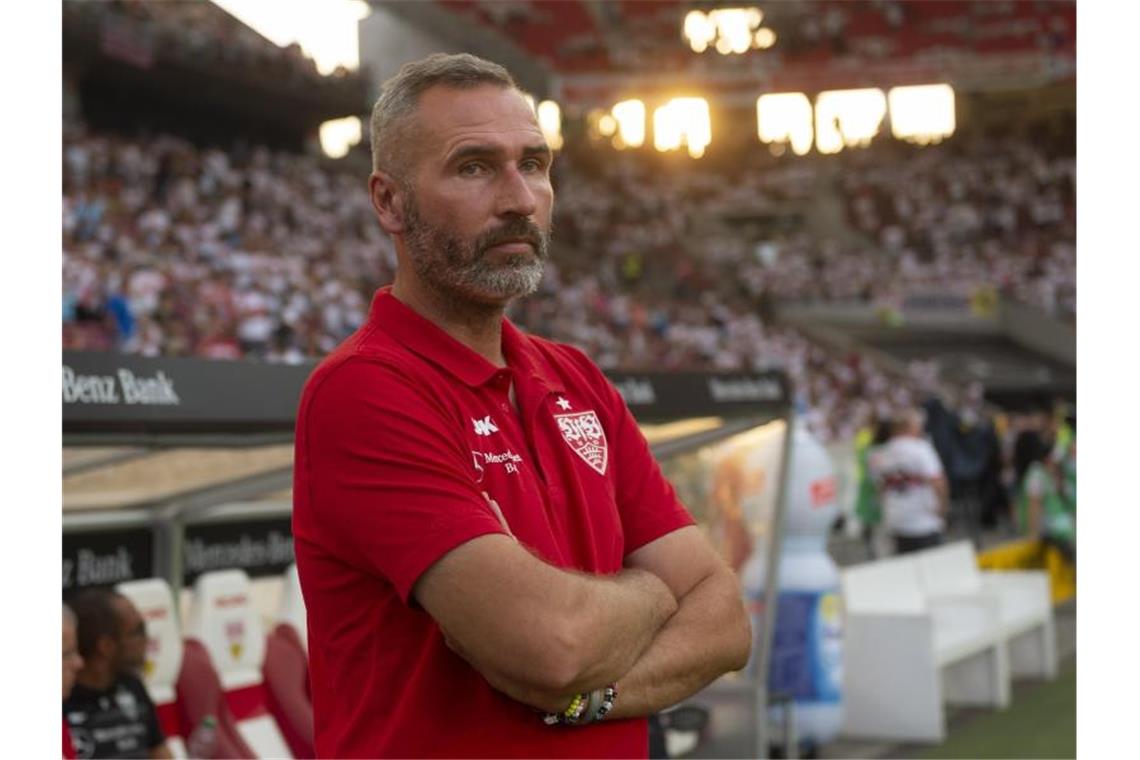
[
  {"left": 116, "top": 578, "right": 188, "bottom": 758},
  {"left": 276, "top": 563, "right": 307, "bottom": 652},
  {"left": 176, "top": 639, "right": 258, "bottom": 758},
  {"left": 262, "top": 564, "right": 314, "bottom": 757},
  {"left": 263, "top": 623, "right": 314, "bottom": 758},
  {"left": 184, "top": 569, "right": 294, "bottom": 758}
]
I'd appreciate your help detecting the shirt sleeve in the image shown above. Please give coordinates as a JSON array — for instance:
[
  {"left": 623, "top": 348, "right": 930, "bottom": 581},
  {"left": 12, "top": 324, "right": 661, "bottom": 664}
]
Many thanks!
[
  {"left": 921, "top": 440, "right": 945, "bottom": 479},
  {"left": 298, "top": 358, "right": 508, "bottom": 604},
  {"left": 583, "top": 360, "right": 696, "bottom": 555}
]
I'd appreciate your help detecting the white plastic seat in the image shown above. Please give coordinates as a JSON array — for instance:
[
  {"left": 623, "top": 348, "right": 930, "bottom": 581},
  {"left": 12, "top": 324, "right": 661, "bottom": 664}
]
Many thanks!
[
  {"left": 841, "top": 553, "right": 1009, "bottom": 743},
  {"left": 184, "top": 569, "right": 294, "bottom": 759},
  {"left": 915, "top": 541, "right": 1056, "bottom": 678},
  {"left": 116, "top": 578, "right": 188, "bottom": 758},
  {"left": 277, "top": 563, "right": 307, "bottom": 653}
]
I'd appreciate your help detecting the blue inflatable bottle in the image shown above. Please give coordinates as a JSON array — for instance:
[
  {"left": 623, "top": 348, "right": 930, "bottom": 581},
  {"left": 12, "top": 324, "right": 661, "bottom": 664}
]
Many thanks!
[{"left": 741, "top": 420, "right": 844, "bottom": 750}]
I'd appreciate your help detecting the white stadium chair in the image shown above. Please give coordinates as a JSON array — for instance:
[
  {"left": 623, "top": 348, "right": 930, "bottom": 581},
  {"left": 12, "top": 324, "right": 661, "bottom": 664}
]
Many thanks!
[
  {"left": 914, "top": 540, "right": 1057, "bottom": 679},
  {"left": 184, "top": 569, "right": 294, "bottom": 759},
  {"left": 840, "top": 553, "right": 1010, "bottom": 742},
  {"left": 277, "top": 563, "right": 307, "bottom": 653}
]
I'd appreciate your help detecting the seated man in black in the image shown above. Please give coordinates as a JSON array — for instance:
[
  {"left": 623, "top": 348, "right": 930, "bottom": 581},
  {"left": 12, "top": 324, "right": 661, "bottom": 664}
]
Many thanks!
[{"left": 64, "top": 588, "right": 172, "bottom": 759}]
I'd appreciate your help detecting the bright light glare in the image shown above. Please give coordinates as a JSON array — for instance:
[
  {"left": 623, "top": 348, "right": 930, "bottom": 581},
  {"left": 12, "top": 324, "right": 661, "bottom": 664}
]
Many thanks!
[
  {"left": 684, "top": 10, "right": 715, "bottom": 53},
  {"left": 319, "top": 116, "right": 362, "bottom": 159},
  {"left": 537, "top": 100, "right": 563, "bottom": 151},
  {"left": 684, "top": 7, "right": 774, "bottom": 55},
  {"left": 210, "top": 0, "right": 370, "bottom": 75},
  {"left": 715, "top": 9, "right": 756, "bottom": 54},
  {"left": 755, "top": 27, "right": 777, "bottom": 48},
  {"left": 756, "top": 93, "right": 814, "bottom": 156},
  {"left": 612, "top": 100, "right": 646, "bottom": 148},
  {"left": 815, "top": 88, "right": 887, "bottom": 154},
  {"left": 889, "top": 84, "right": 956, "bottom": 144},
  {"left": 654, "top": 98, "right": 711, "bottom": 159},
  {"left": 598, "top": 114, "right": 617, "bottom": 137}
]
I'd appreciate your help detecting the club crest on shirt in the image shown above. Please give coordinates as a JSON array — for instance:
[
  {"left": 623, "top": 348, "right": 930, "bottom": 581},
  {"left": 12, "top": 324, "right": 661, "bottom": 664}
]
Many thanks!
[{"left": 554, "top": 410, "right": 608, "bottom": 475}]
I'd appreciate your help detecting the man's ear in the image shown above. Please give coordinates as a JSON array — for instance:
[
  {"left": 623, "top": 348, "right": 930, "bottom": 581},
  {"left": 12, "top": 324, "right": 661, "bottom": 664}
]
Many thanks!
[{"left": 370, "top": 170, "right": 406, "bottom": 236}]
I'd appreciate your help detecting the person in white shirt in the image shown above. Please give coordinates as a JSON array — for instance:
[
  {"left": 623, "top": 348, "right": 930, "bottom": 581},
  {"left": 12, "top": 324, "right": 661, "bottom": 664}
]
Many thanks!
[{"left": 868, "top": 407, "right": 949, "bottom": 554}]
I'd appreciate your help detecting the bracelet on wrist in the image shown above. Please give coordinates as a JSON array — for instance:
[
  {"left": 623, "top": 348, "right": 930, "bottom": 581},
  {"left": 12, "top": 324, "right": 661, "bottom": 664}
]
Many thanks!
[
  {"left": 592, "top": 684, "right": 617, "bottom": 722},
  {"left": 543, "top": 692, "right": 588, "bottom": 726},
  {"left": 541, "top": 684, "right": 617, "bottom": 726}
]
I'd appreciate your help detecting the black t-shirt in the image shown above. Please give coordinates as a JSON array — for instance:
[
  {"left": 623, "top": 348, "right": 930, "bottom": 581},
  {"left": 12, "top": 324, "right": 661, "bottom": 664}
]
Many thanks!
[{"left": 63, "top": 673, "right": 165, "bottom": 759}]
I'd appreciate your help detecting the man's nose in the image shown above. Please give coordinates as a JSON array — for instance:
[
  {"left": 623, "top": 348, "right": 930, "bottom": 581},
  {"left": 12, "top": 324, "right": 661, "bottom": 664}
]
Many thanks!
[{"left": 496, "top": 165, "right": 538, "bottom": 218}]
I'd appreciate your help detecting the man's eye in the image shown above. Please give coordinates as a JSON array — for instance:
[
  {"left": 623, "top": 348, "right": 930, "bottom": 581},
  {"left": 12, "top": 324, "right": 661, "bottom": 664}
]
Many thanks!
[
  {"left": 459, "top": 162, "right": 487, "bottom": 176},
  {"left": 520, "top": 158, "right": 544, "bottom": 172}
]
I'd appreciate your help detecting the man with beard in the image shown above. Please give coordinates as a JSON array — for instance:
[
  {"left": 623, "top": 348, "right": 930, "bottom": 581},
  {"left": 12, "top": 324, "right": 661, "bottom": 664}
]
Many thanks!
[
  {"left": 292, "top": 53, "right": 750, "bottom": 758},
  {"left": 63, "top": 589, "right": 171, "bottom": 759}
]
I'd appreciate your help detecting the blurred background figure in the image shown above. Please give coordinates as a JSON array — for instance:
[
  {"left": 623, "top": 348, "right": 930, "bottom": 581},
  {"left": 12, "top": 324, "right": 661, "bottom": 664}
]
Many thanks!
[
  {"left": 854, "top": 415, "right": 891, "bottom": 559},
  {"left": 64, "top": 589, "right": 172, "bottom": 760},
  {"left": 1018, "top": 426, "right": 1076, "bottom": 564},
  {"left": 869, "top": 408, "right": 948, "bottom": 554},
  {"left": 63, "top": 603, "right": 84, "bottom": 759}
]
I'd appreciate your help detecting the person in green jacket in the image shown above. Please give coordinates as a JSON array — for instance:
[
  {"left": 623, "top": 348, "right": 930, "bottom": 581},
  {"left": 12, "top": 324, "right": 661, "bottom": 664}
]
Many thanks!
[
  {"left": 1018, "top": 436, "right": 1075, "bottom": 562},
  {"left": 854, "top": 417, "right": 891, "bottom": 558}
]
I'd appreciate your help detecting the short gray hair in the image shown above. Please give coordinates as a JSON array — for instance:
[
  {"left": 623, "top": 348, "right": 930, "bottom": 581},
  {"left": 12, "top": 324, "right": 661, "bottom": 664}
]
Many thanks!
[{"left": 369, "top": 53, "right": 519, "bottom": 177}]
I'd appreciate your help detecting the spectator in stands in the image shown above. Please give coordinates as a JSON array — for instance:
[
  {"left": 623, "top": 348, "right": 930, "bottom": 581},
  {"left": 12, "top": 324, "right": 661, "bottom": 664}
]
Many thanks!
[
  {"left": 63, "top": 603, "right": 84, "bottom": 759},
  {"left": 64, "top": 588, "right": 172, "bottom": 759},
  {"left": 868, "top": 407, "right": 949, "bottom": 554},
  {"left": 293, "top": 52, "right": 750, "bottom": 757}
]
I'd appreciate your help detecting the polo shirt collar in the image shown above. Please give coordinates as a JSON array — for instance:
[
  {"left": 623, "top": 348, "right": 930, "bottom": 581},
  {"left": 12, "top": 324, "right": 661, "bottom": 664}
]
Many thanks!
[
  {"left": 369, "top": 287, "right": 499, "bottom": 387},
  {"left": 369, "top": 287, "right": 563, "bottom": 394},
  {"left": 502, "top": 318, "right": 565, "bottom": 395}
]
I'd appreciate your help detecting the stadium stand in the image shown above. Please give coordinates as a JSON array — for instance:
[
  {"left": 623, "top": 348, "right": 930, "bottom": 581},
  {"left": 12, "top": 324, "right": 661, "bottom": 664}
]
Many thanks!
[{"left": 61, "top": 117, "right": 1075, "bottom": 445}]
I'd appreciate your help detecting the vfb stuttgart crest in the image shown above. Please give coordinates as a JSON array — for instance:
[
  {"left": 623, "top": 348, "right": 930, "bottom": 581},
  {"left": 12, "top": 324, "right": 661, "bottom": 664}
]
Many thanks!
[
  {"left": 555, "top": 411, "right": 608, "bottom": 475},
  {"left": 225, "top": 620, "right": 245, "bottom": 661}
]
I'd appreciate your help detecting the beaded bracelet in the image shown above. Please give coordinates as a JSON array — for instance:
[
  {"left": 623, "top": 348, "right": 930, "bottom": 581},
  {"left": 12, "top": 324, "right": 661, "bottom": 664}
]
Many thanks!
[
  {"left": 592, "top": 684, "right": 617, "bottom": 722},
  {"left": 541, "top": 684, "right": 618, "bottom": 726},
  {"left": 563, "top": 692, "right": 590, "bottom": 724},
  {"left": 543, "top": 692, "right": 590, "bottom": 726}
]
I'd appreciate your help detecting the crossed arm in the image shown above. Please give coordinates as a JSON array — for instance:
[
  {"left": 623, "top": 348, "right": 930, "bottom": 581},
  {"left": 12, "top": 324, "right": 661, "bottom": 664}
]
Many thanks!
[{"left": 412, "top": 523, "right": 751, "bottom": 717}]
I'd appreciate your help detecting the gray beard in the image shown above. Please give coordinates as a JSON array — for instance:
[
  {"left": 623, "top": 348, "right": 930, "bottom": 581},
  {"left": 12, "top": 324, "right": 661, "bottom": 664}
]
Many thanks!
[{"left": 402, "top": 193, "right": 549, "bottom": 305}]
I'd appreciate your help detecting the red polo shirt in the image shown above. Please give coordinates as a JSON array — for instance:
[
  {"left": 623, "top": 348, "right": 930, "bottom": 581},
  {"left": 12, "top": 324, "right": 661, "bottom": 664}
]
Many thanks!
[{"left": 292, "top": 287, "right": 694, "bottom": 758}]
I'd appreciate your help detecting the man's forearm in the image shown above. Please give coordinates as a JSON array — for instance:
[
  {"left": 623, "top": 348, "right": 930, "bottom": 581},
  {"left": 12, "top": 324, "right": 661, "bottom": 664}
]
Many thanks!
[
  {"left": 603, "top": 566, "right": 751, "bottom": 720},
  {"left": 563, "top": 567, "right": 678, "bottom": 692},
  {"left": 448, "top": 565, "right": 677, "bottom": 710}
]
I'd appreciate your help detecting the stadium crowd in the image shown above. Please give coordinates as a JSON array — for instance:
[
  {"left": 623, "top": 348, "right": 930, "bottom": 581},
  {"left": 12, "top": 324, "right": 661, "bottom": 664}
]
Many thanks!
[
  {"left": 838, "top": 136, "right": 1076, "bottom": 318},
  {"left": 64, "top": 0, "right": 357, "bottom": 82},
  {"left": 61, "top": 119, "right": 1073, "bottom": 442}
]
